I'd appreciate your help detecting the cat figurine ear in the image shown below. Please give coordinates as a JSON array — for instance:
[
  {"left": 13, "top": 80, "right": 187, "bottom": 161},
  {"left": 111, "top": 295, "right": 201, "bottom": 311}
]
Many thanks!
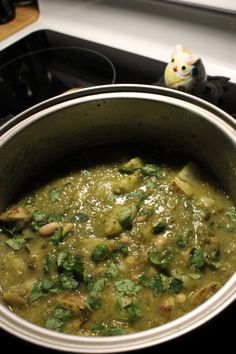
[{"left": 164, "top": 44, "right": 207, "bottom": 94}]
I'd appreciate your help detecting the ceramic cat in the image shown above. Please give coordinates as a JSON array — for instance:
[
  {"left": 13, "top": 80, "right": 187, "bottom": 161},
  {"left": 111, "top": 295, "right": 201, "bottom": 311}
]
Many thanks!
[{"left": 164, "top": 44, "right": 207, "bottom": 94}]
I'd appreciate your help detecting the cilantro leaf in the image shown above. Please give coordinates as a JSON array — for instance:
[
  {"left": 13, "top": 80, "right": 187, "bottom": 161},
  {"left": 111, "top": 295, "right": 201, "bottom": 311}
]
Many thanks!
[
  {"left": 139, "top": 164, "right": 165, "bottom": 178},
  {"left": 57, "top": 252, "right": 69, "bottom": 267},
  {"left": 50, "top": 227, "right": 64, "bottom": 245},
  {"left": 115, "top": 279, "right": 140, "bottom": 295},
  {"left": 44, "top": 255, "right": 53, "bottom": 274},
  {"left": 148, "top": 250, "right": 173, "bottom": 269},
  {"left": 140, "top": 274, "right": 183, "bottom": 294},
  {"left": 86, "top": 296, "right": 101, "bottom": 311},
  {"left": 49, "top": 188, "right": 60, "bottom": 202},
  {"left": 60, "top": 272, "right": 79, "bottom": 291},
  {"left": 112, "top": 244, "right": 129, "bottom": 258},
  {"left": 176, "top": 229, "right": 193, "bottom": 248},
  {"left": 116, "top": 297, "right": 141, "bottom": 323},
  {"left": 91, "top": 324, "right": 124, "bottom": 336},
  {"left": 139, "top": 274, "right": 157, "bottom": 289},
  {"left": 31, "top": 210, "right": 64, "bottom": 231},
  {"left": 5, "top": 234, "right": 33, "bottom": 250},
  {"left": 72, "top": 212, "right": 89, "bottom": 223},
  {"left": 189, "top": 247, "right": 207, "bottom": 270},
  {"left": 118, "top": 206, "right": 137, "bottom": 230},
  {"left": 90, "top": 279, "right": 106, "bottom": 298},
  {"left": 168, "top": 277, "right": 183, "bottom": 294},
  {"left": 44, "top": 307, "right": 73, "bottom": 332},
  {"left": 30, "top": 279, "right": 54, "bottom": 302},
  {"left": 86, "top": 279, "right": 106, "bottom": 311},
  {"left": 57, "top": 252, "right": 85, "bottom": 281},
  {"left": 125, "top": 303, "right": 141, "bottom": 323},
  {"left": 91, "top": 244, "right": 111, "bottom": 263},
  {"left": 106, "top": 263, "right": 119, "bottom": 279}
]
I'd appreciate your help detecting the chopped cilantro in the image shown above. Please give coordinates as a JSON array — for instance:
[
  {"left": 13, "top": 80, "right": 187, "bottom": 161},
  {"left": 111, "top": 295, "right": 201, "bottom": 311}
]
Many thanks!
[
  {"left": 91, "top": 324, "right": 124, "bottom": 336},
  {"left": 64, "top": 256, "right": 84, "bottom": 275},
  {"left": 44, "top": 255, "right": 53, "bottom": 274},
  {"left": 115, "top": 279, "right": 140, "bottom": 295},
  {"left": 91, "top": 244, "right": 110, "bottom": 263},
  {"left": 32, "top": 210, "right": 47, "bottom": 224},
  {"left": 148, "top": 250, "right": 173, "bottom": 269},
  {"left": 189, "top": 247, "right": 207, "bottom": 270},
  {"left": 72, "top": 212, "right": 90, "bottom": 223},
  {"left": 139, "top": 164, "right": 165, "bottom": 178},
  {"left": 31, "top": 210, "right": 64, "bottom": 231},
  {"left": 139, "top": 274, "right": 157, "bottom": 289},
  {"left": 30, "top": 279, "right": 54, "bottom": 302},
  {"left": 125, "top": 303, "right": 141, "bottom": 323},
  {"left": 47, "top": 213, "right": 64, "bottom": 223},
  {"left": 116, "top": 297, "right": 141, "bottom": 323},
  {"left": 5, "top": 234, "right": 33, "bottom": 250},
  {"left": 140, "top": 274, "right": 183, "bottom": 294},
  {"left": 44, "top": 307, "right": 73, "bottom": 332},
  {"left": 49, "top": 188, "right": 60, "bottom": 202},
  {"left": 118, "top": 206, "right": 136, "bottom": 230},
  {"left": 90, "top": 279, "right": 106, "bottom": 297},
  {"left": 113, "top": 244, "right": 129, "bottom": 258},
  {"left": 168, "top": 277, "right": 183, "bottom": 294},
  {"left": 60, "top": 272, "right": 79, "bottom": 291},
  {"left": 57, "top": 251, "right": 69, "bottom": 267},
  {"left": 176, "top": 229, "right": 193, "bottom": 248},
  {"left": 85, "top": 279, "right": 106, "bottom": 311},
  {"left": 116, "top": 296, "right": 132, "bottom": 313},
  {"left": 86, "top": 296, "right": 101, "bottom": 311},
  {"left": 30, "top": 210, "right": 48, "bottom": 230},
  {"left": 57, "top": 252, "right": 85, "bottom": 282},
  {"left": 106, "top": 262, "right": 119, "bottom": 279},
  {"left": 50, "top": 227, "right": 64, "bottom": 245}
]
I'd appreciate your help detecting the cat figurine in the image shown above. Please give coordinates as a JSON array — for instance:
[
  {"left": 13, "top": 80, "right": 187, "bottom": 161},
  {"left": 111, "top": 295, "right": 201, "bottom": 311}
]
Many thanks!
[{"left": 164, "top": 44, "right": 207, "bottom": 95}]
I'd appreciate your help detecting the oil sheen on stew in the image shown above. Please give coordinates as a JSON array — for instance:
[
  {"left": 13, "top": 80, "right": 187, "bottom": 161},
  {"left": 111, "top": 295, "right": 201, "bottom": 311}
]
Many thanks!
[{"left": 0, "top": 145, "right": 235, "bottom": 336}]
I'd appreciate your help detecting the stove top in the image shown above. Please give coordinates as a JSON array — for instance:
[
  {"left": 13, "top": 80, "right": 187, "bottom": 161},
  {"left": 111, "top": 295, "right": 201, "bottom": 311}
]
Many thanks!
[{"left": 0, "top": 29, "right": 236, "bottom": 125}]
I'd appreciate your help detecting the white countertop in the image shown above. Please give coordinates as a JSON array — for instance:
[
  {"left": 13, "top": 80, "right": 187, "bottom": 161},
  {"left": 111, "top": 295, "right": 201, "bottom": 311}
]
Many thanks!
[{"left": 1, "top": 0, "right": 236, "bottom": 82}]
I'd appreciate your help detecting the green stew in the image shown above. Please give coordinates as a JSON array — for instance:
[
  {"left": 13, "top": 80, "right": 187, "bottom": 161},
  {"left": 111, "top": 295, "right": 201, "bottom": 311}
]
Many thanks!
[{"left": 0, "top": 145, "right": 235, "bottom": 336}]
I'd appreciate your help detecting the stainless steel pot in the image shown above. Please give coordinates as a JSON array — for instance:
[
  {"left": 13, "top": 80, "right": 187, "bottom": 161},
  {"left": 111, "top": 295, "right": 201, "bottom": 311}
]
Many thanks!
[{"left": 0, "top": 84, "right": 235, "bottom": 352}]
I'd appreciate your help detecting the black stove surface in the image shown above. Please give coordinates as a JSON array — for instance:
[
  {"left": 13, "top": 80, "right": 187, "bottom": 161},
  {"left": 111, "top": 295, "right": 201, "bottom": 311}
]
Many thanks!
[
  {"left": 0, "top": 29, "right": 235, "bottom": 353},
  {"left": 0, "top": 29, "right": 236, "bottom": 121}
]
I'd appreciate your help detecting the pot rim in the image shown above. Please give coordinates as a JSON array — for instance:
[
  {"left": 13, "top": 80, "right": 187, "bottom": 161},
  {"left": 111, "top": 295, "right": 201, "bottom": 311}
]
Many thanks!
[
  {"left": 0, "top": 84, "right": 235, "bottom": 135},
  {"left": 0, "top": 84, "right": 235, "bottom": 352}
]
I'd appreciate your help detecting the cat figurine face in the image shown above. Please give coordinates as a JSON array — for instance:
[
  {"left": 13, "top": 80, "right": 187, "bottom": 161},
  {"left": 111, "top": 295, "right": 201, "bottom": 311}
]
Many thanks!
[{"left": 164, "top": 44, "right": 207, "bottom": 93}]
